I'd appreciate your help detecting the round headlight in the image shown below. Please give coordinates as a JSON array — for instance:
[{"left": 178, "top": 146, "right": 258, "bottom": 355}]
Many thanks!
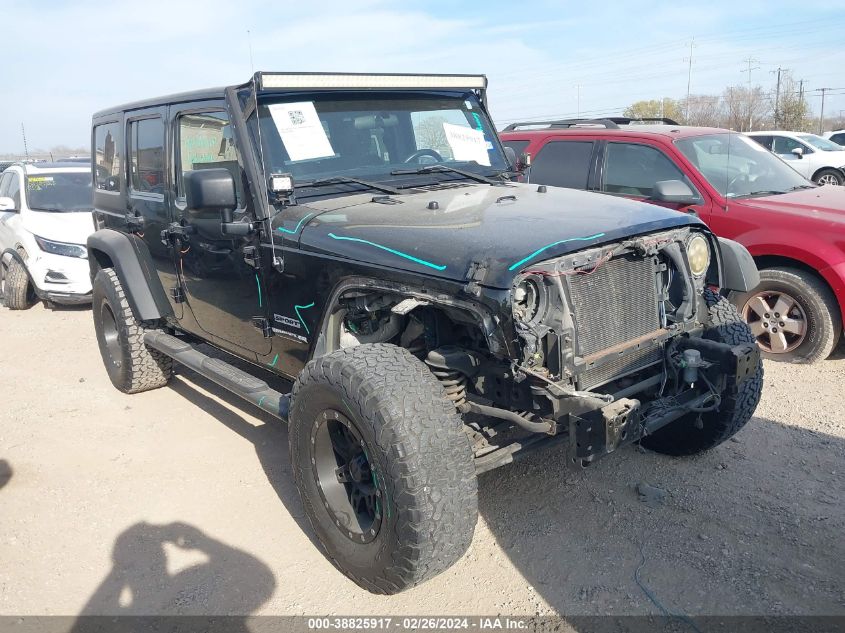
[
  {"left": 513, "top": 278, "right": 542, "bottom": 323},
  {"left": 686, "top": 234, "right": 710, "bottom": 277}
]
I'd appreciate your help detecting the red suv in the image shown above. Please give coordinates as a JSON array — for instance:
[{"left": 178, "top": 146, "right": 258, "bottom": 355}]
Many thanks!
[{"left": 500, "top": 118, "right": 845, "bottom": 363}]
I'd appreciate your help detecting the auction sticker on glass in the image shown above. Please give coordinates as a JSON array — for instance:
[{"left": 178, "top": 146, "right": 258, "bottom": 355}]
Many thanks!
[
  {"left": 443, "top": 122, "right": 490, "bottom": 166},
  {"left": 268, "top": 101, "right": 335, "bottom": 161}
]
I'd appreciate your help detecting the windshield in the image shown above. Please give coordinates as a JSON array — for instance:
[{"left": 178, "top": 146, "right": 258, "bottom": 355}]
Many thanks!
[
  {"left": 798, "top": 134, "right": 844, "bottom": 151},
  {"left": 25, "top": 172, "right": 93, "bottom": 212},
  {"left": 675, "top": 133, "right": 811, "bottom": 198},
  {"left": 251, "top": 92, "right": 508, "bottom": 197}
]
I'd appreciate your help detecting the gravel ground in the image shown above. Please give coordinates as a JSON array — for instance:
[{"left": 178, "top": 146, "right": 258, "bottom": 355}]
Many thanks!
[{"left": 0, "top": 303, "right": 843, "bottom": 618}]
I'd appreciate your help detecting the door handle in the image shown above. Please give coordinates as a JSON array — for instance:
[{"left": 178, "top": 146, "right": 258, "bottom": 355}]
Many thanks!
[{"left": 125, "top": 212, "right": 144, "bottom": 234}]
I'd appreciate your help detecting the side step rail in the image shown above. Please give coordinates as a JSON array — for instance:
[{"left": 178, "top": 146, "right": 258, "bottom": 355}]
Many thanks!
[{"left": 144, "top": 331, "right": 290, "bottom": 421}]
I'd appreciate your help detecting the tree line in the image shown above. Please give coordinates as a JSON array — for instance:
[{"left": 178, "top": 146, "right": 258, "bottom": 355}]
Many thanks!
[{"left": 622, "top": 71, "right": 842, "bottom": 134}]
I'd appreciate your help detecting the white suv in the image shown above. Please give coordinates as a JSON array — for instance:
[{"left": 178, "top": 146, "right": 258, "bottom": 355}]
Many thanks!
[
  {"left": 746, "top": 131, "right": 845, "bottom": 186},
  {"left": 0, "top": 162, "right": 95, "bottom": 308}
]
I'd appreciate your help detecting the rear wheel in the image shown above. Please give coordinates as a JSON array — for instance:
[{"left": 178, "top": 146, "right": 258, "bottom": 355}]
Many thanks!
[
  {"left": 1, "top": 257, "right": 34, "bottom": 310},
  {"left": 92, "top": 268, "right": 172, "bottom": 393},
  {"left": 289, "top": 344, "right": 478, "bottom": 594},
  {"left": 731, "top": 267, "right": 841, "bottom": 363},
  {"left": 813, "top": 168, "right": 844, "bottom": 186},
  {"left": 641, "top": 289, "right": 763, "bottom": 456}
]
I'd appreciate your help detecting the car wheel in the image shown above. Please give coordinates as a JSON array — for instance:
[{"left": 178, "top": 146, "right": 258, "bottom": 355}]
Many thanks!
[
  {"left": 640, "top": 289, "right": 763, "bottom": 456},
  {"left": 92, "top": 268, "right": 173, "bottom": 393},
  {"left": 813, "top": 168, "right": 844, "bottom": 186},
  {"left": 289, "top": 343, "right": 478, "bottom": 594},
  {"left": 1, "top": 257, "right": 34, "bottom": 310},
  {"left": 731, "top": 267, "right": 841, "bottom": 363}
]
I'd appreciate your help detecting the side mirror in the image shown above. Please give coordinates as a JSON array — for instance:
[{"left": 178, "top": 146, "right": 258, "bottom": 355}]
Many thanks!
[
  {"left": 503, "top": 146, "right": 517, "bottom": 170},
  {"left": 651, "top": 180, "right": 698, "bottom": 206},
  {"left": 185, "top": 168, "right": 237, "bottom": 214},
  {"left": 791, "top": 147, "right": 804, "bottom": 158},
  {"left": 0, "top": 196, "right": 16, "bottom": 212}
]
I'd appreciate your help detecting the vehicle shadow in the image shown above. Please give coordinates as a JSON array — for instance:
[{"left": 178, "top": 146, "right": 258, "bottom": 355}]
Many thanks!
[
  {"left": 0, "top": 459, "right": 11, "bottom": 490},
  {"left": 165, "top": 363, "right": 320, "bottom": 549},
  {"left": 475, "top": 414, "right": 845, "bottom": 619},
  {"left": 71, "top": 521, "right": 274, "bottom": 627}
]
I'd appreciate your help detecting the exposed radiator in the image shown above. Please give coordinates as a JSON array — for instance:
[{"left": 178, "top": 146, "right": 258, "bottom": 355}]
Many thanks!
[{"left": 567, "top": 253, "right": 662, "bottom": 389}]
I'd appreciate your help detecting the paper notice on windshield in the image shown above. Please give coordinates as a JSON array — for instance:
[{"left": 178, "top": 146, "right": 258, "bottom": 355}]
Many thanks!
[
  {"left": 268, "top": 101, "right": 335, "bottom": 162},
  {"left": 443, "top": 123, "right": 490, "bottom": 166}
]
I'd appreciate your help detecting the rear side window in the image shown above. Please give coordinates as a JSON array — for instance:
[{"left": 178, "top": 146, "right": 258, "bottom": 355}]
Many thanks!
[
  {"left": 128, "top": 117, "right": 165, "bottom": 195},
  {"left": 749, "top": 135, "right": 773, "bottom": 150},
  {"left": 530, "top": 140, "right": 594, "bottom": 189},
  {"left": 830, "top": 133, "right": 845, "bottom": 146},
  {"left": 602, "top": 142, "right": 689, "bottom": 198},
  {"left": 94, "top": 122, "right": 121, "bottom": 192}
]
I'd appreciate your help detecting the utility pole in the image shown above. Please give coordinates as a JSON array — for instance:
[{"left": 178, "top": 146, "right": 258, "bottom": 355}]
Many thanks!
[
  {"left": 772, "top": 67, "right": 783, "bottom": 128},
  {"left": 246, "top": 29, "right": 254, "bottom": 73},
  {"left": 21, "top": 123, "right": 29, "bottom": 160},
  {"left": 817, "top": 88, "right": 831, "bottom": 134},
  {"left": 742, "top": 57, "right": 760, "bottom": 131},
  {"left": 684, "top": 37, "right": 695, "bottom": 121}
]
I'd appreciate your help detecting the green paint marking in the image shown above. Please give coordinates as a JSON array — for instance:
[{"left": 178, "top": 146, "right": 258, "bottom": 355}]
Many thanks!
[
  {"left": 328, "top": 233, "right": 447, "bottom": 271},
  {"left": 255, "top": 274, "right": 263, "bottom": 307},
  {"left": 277, "top": 212, "right": 315, "bottom": 235},
  {"left": 294, "top": 301, "right": 316, "bottom": 334},
  {"left": 267, "top": 353, "right": 279, "bottom": 368},
  {"left": 508, "top": 232, "right": 606, "bottom": 271},
  {"left": 258, "top": 396, "right": 266, "bottom": 408}
]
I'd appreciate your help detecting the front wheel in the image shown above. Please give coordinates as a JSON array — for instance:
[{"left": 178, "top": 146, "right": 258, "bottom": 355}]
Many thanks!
[
  {"left": 731, "top": 267, "right": 841, "bottom": 363},
  {"left": 641, "top": 289, "right": 763, "bottom": 456},
  {"left": 1, "top": 257, "right": 34, "bottom": 310},
  {"left": 289, "top": 344, "right": 478, "bottom": 594}
]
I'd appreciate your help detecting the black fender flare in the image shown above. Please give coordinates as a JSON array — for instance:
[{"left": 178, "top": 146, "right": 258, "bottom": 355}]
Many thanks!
[
  {"left": 717, "top": 237, "right": 760, "bottom": 293},
  {"left": 86, "top": 229, "right": 172, "bottom": 322}
]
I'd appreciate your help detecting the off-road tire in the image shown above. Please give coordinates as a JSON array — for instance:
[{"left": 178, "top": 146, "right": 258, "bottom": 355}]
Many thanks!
[
  {"left": 641, "top": 289, "right": 763, "bottom": 456},
  {"left": 813, "top": 168, "right": 844, "bottom": 186},
  {"left": 289, "top": 343, "right": 478, "bottom": 594},
  {"left": 2, "top": 257, "right": 34, "bottom": 310},
  {"left": 92, "top": 268, "right": 172, "bottom": 393},
  {"left": 731, "top": 267, "right": 841, "bottom": 363}
]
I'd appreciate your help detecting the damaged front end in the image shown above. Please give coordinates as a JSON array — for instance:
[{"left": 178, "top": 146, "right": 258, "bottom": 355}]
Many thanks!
[{"left": 468, "top": 227, "right": 759, "bottom": 472}]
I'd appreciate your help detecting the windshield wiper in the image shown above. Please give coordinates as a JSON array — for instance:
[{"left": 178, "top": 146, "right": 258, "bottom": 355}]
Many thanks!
[
  {"left": 296, "top": 176, "right": 400, "bottom": 195},
  {"left": 787, "top": 184, "right": 816, "bottom": 191},
  {"left": 735, "top": 190, "right": 788, "bottom": 198},
  {"left": 390, "top": 164, "right": 499, "bottom": 185}
]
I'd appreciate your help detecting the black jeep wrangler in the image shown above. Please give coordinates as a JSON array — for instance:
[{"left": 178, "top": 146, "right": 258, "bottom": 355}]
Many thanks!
[{"left": 87, "top": 73, "right": 763, "bottom": 594}]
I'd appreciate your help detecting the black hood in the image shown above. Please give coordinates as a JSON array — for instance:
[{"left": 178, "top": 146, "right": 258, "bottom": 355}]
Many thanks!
[{"left": 293, "top": 183, "right": 703, "bottom": 288}]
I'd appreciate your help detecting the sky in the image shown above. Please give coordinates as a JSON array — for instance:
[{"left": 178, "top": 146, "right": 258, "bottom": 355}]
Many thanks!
[{"left": 2, "top": 0, "right": 843, "bottom": 153}]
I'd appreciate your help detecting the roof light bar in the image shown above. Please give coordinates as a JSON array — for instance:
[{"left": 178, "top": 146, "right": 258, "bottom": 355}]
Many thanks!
[{"left": 259, "top": 72, "right": 487, "bottom": 91}]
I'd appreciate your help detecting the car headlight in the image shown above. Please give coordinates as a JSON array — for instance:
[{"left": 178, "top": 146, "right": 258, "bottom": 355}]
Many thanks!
[
  {"left": 34, "top": 235, "right": 88, "bottom": 259},
  {"left": 513, "top": 277, "right": 543, "bottom": 323},
  {"left": 686, "top": 234, "right": 710, "bottom": 277}
]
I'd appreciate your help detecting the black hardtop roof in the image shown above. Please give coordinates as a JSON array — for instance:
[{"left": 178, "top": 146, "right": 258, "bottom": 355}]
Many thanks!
[{"left": 93, "top": 86, "right": 227, "bottom": 119}]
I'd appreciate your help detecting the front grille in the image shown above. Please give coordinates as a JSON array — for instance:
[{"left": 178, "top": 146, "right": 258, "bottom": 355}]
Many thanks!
[{"left": 566, "top": 253, "right": 661, "bottom": 389}]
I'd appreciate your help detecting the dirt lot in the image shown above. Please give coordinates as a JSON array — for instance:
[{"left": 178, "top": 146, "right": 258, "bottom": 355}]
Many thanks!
[{"left": 1, "top": 303, "right": 843, "bottom": 619}]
